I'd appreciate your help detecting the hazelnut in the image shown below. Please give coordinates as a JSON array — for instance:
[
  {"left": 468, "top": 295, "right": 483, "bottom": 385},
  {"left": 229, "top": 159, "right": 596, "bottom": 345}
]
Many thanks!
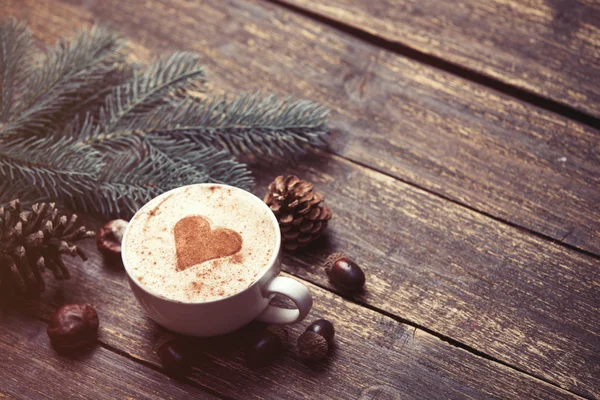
[
  {"left": 245, "top": 330, "right": 282, "bottom": 367},
  {"left": 306, "top": 319, "right": 335, "bottom": 345},
  {"left": 297, "top": 331, "right": 328, "bottom": 364},
  {"left": 324, "top": 253, "right": 365, "bottom": 293},
  {"left": 47, "top": 304, "right": 99, "bottom": 351},
  {"left": 157, "top": 339, "right": 190, "bottom": 376},
  {"left": 96, "top": 219, "right": 128, "bottom": 261},
  {"left": 266, "top": 325, "right": 290, "bottom": 342}
]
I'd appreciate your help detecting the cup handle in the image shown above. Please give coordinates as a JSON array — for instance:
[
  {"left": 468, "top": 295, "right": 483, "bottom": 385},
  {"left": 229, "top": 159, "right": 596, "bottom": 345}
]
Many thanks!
[{"left": 256, "top": 276, "right": 313, "bottom": 324}]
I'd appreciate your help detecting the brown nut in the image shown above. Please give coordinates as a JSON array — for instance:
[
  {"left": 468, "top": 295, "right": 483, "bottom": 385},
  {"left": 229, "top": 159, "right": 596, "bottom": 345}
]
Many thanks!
[
  {"left": 246, "top": 330, "right": 283, "bottom": 368},
  {"left": 96, "top": 219, "right": 128, "bottom": 261},
  {"left": 266, "top": 325, "right": 290, "bottom": 342},
  {"left": 47, "top": 304, "right": 99, "bottom": 351},
  {"left": 306, "top": 319, "right": 335, "bottom": 345},
  {"left": 297, "top": 331, "right": 328, "bottom": 364},
  {"left": 158, "top": 340, "right": 190, "bottom": 376},
  {"left": 324, "top": 253, "right": 365, "bottom": 293}
]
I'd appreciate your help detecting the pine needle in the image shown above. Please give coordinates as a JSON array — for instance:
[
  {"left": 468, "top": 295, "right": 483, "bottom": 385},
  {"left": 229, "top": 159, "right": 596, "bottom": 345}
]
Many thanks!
[
  {"left": 165, "top": 93, "right": 329, "bottom": 158},
  {"left": 1, "top": 25, "right": 125, "bottom": 138},
  {"left": 0, "top": 18, "right": 35, "bottom": 123},
  {"left": 85, "top": 93, "right": 329, "bottom": 158},
  {"left": 0, "top": 180, "right": 41, "bottom": 207},
  {"left": 96, "top": 51, "right": 206, "bottom": 133},
  {"left": 0, "top": 137, "right": 101, "bottom": 199},
  {"left": 146, "top": 135, "right": 254, "bottom": 188}
]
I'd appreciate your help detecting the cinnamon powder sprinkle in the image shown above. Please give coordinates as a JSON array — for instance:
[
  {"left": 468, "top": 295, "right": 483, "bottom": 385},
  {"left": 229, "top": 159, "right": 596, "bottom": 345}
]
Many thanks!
[{"left": 231, "top": 253, "right": 244, "bottom": 264}]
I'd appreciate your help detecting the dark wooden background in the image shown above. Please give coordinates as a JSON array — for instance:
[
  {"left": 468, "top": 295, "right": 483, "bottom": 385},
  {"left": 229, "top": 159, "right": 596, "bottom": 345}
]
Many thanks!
[{"left": 2, "top": 0, "right": 599, "bottom": 399}]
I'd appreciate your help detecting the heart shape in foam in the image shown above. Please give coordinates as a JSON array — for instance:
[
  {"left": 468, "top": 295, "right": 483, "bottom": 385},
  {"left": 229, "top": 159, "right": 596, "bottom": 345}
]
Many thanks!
[{"left": 174, "top": 215, "right": 242, "bottom": 271}]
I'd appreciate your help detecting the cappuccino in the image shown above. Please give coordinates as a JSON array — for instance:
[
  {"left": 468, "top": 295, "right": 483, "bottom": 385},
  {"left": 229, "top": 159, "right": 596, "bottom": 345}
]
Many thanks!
[{"left": 123, "top": 185, "right": 278, "bottom": 302}]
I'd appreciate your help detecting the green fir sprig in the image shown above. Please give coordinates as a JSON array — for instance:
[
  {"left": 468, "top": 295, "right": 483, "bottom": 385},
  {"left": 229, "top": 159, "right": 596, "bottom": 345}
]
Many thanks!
[{"left": 0, "top": 19, "right": 329, "bottom": 218}]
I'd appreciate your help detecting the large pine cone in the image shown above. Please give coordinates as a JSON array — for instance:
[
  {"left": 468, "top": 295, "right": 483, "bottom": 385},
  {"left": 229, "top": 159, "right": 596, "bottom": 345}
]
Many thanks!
[
  {"left": 264, "top": 175, "right": 332, "bottom": 250},
  {"left": 0, "top": 200, "right": 95, "bottom": 297}
]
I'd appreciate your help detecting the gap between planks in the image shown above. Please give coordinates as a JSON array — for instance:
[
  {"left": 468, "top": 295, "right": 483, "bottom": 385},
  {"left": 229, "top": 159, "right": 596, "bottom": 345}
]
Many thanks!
[
  {"left": 12, "top": 150, "right": 595, "bottom": 397},
  {"left": 257, "top": 0, "right": 600, "bottom": 261},
  {"left": 3, "top": 1, "right": 597, "bottom": 396},
  {"left": 22, "top": 277, "right": 591, "bottom": 400},
  {"left": 283, "top": 260, "right": 593, "bottom": 400},
  {"left": 263, "top": 0, "right": 600, "bottom": 131},
  {"left": 13, "top": 306, "right": 233, "bottom": 400},
  {"left": 323, "top": 152, "right": 600, "bottom": 262},
  {"left": 97, "top": 341, "right": 234, "bottom": 400}
]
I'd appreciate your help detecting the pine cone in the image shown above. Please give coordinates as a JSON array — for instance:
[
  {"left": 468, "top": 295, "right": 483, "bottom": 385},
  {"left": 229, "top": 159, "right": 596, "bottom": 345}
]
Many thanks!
[
  {"left": 264, "top": 175, "right": 332, "bottom": 251},
  {"left": 0, "top": 200, "right": 95, "bottom": 298}
]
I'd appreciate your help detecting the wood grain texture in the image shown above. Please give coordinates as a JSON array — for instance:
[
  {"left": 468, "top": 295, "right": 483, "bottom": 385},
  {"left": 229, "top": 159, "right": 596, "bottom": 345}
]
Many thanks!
[
  {"left": 277, "top": 0, "right": 600, "bottom": 118},
  {"left": 3, "top": 238, "right": 583, "bottom": 400},
  {"left": 259, "top": 155, "right": 600, "bottom": 399},
  {"left": 2, "top": 153, "right": 598, "bottom": 398},
  {"left": 6, "top": 0, "right": 599, "bottom": 256},
  {"left": 1, "top": 0, "right": 599, "bottom": 397},
  {"left": 0, "top": 311, "right": 219, "bottom": 399}
]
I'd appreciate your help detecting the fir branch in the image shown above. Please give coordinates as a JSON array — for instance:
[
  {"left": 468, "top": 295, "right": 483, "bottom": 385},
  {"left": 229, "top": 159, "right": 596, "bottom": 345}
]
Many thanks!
[
  {"left": 0, "top": 18, "right": 35, "bottom": 123},
  {"left": 0, "top": 180, "right": 41, "bottom": 208},
  {"left": 68, "top": 149, "right": 163, "bottom": 217},
  {"left": 68, "top": 137, "right": 253, "bottom": 218},
  {"left": 0, "top": 21, "right": 330, "bottom": 220},
  {"left": 0, "top": 137, "right": 102, "bottom": 199},
  {"left": 50, "top": 62, "right": 134, "bottom": 133},
  {"left": 69, "top": 145, "right": 191, "bottom": 217},
  {"left": 84, "top": 93, "right": 329, "bottom": 158},
  {"left": 146, "top": 136, "right": 254, "bottom": 189},
  {"left": 1, "top": 25, "right": 125, "bottom": 137},
  {"left": 94, "top": 52, "right": 206, "bottom": 134}
]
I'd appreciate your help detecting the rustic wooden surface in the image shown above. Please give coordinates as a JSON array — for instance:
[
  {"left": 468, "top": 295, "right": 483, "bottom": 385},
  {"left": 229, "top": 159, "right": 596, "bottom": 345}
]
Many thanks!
[
  {"left": 0, "top": 311, "right": 220, "bottom": 399},
  {"left": 2, "top": 237, "right": 584, "bottom": 400},
  {"left": 277, "top": 0, "right": 600, "bottom": 119},
  {"left": 253, "top": 155, "right": 600, "bottom": 397},
  {"left": 10, "top": 0, "right": 600, "bottom": 257},
  {"left": 2, "top": 0, "right": 600, "bottom": 399}
]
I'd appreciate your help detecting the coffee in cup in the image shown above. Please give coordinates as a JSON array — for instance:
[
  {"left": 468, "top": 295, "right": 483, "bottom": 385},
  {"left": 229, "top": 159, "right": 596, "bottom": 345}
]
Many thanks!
[
  {"left": 123, "top": 184, "right": 278, "bottom": 303},
  {"left": 122, "top": 183, "right": 313, "bottom": 336}
]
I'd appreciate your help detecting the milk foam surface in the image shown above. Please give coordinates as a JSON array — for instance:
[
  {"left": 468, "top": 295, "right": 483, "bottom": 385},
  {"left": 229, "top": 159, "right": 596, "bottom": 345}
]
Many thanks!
[{"left": 123, "top": 185, "right": 278, "bottom": 302}]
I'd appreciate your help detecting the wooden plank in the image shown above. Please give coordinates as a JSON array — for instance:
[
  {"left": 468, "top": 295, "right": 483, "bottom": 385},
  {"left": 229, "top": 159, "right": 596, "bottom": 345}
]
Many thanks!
[
  {"left": 0, "top": 311, "right": 220, "bottom": 399},
  {"left": 276, "top": 0, "right": 600, "bottom": 118},
  {"left": 4, "top": 154, "right": 598, "bottom": 398},
  {"left": 262, "top": 155, "right": 600, "bottom": 398},
  {"left": 5, "top": 0, "right": 599, "bottom": 257},
  {"left": 2, "top": 0, "right": 599, "bottom": 396},
  {"left": 7, "top": 240, "right": 583, "bottom": 400}
]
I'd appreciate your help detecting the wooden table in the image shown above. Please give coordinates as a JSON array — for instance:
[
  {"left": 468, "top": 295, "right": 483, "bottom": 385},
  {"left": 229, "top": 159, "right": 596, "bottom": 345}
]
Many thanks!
[{"left": 2, "top": 1, "right": 599, "bottom": 399}]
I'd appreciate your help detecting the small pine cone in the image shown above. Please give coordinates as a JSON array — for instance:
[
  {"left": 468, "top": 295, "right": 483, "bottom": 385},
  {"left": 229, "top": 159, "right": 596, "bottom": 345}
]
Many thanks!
[
  {"left": 0, "top": 199, "right": 95, "bottom": 298},
  {"left": 264, "top": 175, "right": 332, "bottom": 251}
]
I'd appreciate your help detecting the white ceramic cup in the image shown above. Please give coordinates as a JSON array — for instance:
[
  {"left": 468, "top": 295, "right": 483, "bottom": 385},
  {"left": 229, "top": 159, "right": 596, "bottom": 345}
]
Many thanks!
[{"left": 121, "top": 184, "right": 313, "bottom": 336}]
